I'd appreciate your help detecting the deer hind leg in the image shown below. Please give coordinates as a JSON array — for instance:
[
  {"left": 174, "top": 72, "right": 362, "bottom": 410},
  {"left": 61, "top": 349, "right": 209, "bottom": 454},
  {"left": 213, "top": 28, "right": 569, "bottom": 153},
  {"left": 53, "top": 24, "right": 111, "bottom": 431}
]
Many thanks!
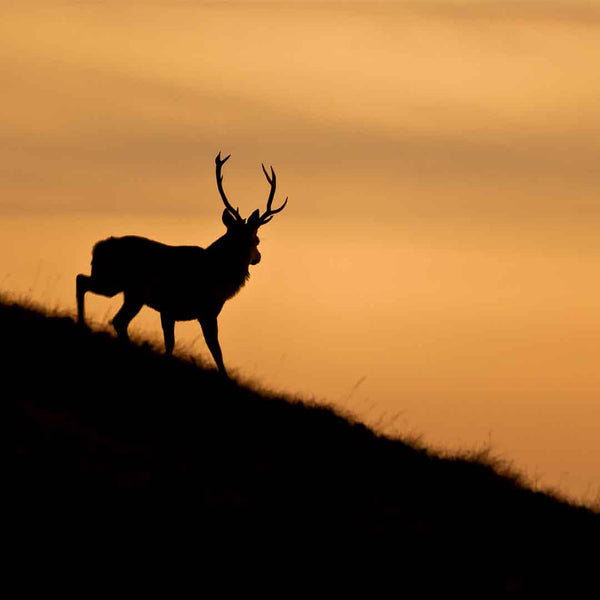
[
  {"left": 160, "top": 313, "right": 175, "bottom": 356},
  {"left": 76, "top": 274, "right": 91, "bottom": 325},
  {"left": 76, "top": 273, "right": 122, "bottom": 326},
  {"left": 77, "top": 273, "right": 119, "bottom": 325},
  {"left": 111, "top": 294, "right": 143, "bottom": 341}
]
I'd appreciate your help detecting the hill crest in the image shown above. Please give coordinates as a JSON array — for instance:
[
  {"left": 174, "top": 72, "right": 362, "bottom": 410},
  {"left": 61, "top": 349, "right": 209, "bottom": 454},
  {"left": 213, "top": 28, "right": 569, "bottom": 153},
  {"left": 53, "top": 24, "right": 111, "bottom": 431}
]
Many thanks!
[{"left": 6, "top": 297, "right": 598, "bottom": 593}]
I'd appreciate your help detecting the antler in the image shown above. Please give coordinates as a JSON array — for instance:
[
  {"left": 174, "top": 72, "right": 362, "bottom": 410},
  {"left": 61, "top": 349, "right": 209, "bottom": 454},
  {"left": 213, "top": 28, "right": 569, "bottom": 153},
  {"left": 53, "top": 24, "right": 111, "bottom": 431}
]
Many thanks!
[
  {"left": 215, "top": 152, "right": 243, "bottom": 222},
  {"left": 259, "top": 163, "right": 288, "bottom": 225}
]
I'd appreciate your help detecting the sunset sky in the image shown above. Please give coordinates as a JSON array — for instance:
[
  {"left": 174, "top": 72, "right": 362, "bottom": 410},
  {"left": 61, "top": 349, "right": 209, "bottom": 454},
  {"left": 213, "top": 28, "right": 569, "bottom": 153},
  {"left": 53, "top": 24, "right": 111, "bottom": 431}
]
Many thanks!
[{"left": 2, "top": 1, "right": 599, "bottom": 503}]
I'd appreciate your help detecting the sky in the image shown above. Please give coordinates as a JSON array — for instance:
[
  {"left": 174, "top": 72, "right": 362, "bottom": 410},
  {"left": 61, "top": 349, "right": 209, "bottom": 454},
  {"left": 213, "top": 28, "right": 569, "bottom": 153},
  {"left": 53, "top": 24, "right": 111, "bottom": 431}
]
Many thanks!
[
  {"left": 2, "top": 1, "right": 599, "bottom": 503},
  {"left": 4, "top": 1, "right": 600, "bottom": 221}
]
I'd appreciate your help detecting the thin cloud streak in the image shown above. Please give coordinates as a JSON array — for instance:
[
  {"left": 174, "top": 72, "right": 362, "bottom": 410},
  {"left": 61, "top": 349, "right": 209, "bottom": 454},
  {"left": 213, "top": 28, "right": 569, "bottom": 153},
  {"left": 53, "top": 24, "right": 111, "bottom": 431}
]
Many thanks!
[{"left": 3, "top": 1, "right": 600, "bottom": 222}]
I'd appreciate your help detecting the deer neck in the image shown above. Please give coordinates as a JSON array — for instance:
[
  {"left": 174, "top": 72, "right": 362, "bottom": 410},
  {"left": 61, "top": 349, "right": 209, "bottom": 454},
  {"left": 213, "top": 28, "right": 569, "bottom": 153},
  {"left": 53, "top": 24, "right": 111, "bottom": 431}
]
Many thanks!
[{"left": 206, "top": 236, "right": 251, "bottom": 299}]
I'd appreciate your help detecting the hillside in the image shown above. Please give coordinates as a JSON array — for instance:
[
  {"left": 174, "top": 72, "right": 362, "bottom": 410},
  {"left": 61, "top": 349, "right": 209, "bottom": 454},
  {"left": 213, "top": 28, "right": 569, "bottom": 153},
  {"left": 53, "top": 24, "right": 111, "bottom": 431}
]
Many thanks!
[{"left": 6, "top": 297, "right": 599, "bottom": 594}]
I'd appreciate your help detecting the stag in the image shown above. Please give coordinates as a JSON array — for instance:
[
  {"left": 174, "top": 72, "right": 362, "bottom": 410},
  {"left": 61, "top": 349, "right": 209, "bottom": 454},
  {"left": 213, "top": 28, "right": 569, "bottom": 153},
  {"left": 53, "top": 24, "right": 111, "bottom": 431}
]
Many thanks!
[{"left": 76, "top": 152, "right": 288, "bottom": 377}]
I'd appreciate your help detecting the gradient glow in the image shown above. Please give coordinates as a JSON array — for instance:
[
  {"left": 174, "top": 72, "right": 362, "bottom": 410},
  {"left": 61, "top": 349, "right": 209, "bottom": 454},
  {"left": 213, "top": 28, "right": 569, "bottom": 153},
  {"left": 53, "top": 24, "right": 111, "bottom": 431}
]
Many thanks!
[{"left": 2, "top": 2, "right": 599, "bottom": 504}]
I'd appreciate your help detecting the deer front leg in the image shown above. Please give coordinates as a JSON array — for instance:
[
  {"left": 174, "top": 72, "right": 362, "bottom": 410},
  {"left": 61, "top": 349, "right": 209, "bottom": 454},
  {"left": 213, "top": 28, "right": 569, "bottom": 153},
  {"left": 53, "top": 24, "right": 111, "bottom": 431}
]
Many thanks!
[
  {"left": 160, "top": 313, "right": 175, "bottom": 356},
  {"left": 199, "top": 316, "right": 228, "bottom": 377}
]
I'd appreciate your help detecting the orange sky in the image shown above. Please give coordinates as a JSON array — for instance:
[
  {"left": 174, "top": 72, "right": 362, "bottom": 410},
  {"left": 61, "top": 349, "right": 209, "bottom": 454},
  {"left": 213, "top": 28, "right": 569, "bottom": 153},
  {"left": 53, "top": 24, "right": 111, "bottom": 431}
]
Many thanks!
[{"left": 2, "top": 1, "right": 599, "bottom": 504}]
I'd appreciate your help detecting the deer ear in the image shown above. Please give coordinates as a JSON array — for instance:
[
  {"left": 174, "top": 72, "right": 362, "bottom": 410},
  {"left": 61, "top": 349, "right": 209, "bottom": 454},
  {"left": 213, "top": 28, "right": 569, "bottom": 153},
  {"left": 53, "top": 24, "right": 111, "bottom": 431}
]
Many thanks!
[
  {"left": 246, "top": 209, "right": 261, "bottom": 229},
  {"left": 222, "top": 209, "right": 237, "bottom": 229}
]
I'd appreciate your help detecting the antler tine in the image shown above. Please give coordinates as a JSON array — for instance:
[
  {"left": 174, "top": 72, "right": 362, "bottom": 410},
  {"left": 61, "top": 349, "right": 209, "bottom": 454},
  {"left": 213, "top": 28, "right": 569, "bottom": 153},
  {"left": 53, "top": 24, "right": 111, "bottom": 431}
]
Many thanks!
[
  {"left": 261, "top": 163, "right": 277, "bottom": 210},
  {"left": 259, "top": 163, "right": 287, "bottom": 226},
  {"left": 215, "top": 152, "right": 242, "bottom": 221}
]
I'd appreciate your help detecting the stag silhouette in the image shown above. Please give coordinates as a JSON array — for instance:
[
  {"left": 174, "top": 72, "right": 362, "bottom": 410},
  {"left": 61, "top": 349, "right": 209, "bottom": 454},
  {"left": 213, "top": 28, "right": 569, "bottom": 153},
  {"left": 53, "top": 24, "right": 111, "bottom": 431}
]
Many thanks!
[{"left": 76, "top": 152, "right": 288, "bottom": 377}]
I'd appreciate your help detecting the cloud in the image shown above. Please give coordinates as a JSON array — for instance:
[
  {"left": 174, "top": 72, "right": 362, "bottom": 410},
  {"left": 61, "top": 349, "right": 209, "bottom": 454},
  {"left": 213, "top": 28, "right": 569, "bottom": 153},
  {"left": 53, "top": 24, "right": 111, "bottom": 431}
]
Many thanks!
[{"left": 2, "top": 1, "right": 600, "bottom": 222}]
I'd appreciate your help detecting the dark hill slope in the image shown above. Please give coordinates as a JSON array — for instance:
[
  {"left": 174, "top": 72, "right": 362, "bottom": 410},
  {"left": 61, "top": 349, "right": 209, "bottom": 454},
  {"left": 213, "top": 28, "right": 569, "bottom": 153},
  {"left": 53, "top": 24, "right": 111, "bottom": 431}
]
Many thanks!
[{"left": 5, "top": 299, "right": 599, "bottom": 594}]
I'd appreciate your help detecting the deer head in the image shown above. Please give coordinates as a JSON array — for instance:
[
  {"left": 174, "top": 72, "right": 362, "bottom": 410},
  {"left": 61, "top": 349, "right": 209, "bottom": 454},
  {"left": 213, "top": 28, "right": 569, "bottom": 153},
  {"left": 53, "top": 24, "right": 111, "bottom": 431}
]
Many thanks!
[{"left": 215, "top": 152, "right": 288, "bottom": 265}]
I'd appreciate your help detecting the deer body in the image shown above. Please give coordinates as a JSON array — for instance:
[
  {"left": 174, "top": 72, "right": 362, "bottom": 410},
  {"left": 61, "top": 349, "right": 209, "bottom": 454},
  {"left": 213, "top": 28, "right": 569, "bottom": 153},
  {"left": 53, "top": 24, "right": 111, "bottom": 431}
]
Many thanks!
[
  {"left": 88, "top": 234, "right": 250, "bottom": 319},
  {"left": 76, "top": 153, "right": 287, "bottom": 377}
]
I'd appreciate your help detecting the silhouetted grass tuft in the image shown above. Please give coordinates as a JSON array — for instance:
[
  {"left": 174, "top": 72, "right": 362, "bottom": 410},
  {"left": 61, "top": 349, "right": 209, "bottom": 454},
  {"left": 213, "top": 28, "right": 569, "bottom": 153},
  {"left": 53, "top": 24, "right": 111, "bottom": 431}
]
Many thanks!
[{"left": 5, "top": 296, "right": 598, "bottom": 594}]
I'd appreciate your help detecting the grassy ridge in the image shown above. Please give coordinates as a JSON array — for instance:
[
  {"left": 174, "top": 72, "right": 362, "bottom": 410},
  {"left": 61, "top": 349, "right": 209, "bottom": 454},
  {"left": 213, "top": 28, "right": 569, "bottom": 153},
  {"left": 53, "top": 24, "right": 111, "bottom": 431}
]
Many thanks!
[{"left": 6, "top": 297, "right": 598, "bottom": 593}]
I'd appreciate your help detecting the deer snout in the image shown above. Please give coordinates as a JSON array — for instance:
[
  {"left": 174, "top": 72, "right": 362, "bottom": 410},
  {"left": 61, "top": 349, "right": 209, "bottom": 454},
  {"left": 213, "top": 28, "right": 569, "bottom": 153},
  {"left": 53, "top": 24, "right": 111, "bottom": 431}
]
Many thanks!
[{"left": 250, "top": 248, "right": 261, "bottom": 265}]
